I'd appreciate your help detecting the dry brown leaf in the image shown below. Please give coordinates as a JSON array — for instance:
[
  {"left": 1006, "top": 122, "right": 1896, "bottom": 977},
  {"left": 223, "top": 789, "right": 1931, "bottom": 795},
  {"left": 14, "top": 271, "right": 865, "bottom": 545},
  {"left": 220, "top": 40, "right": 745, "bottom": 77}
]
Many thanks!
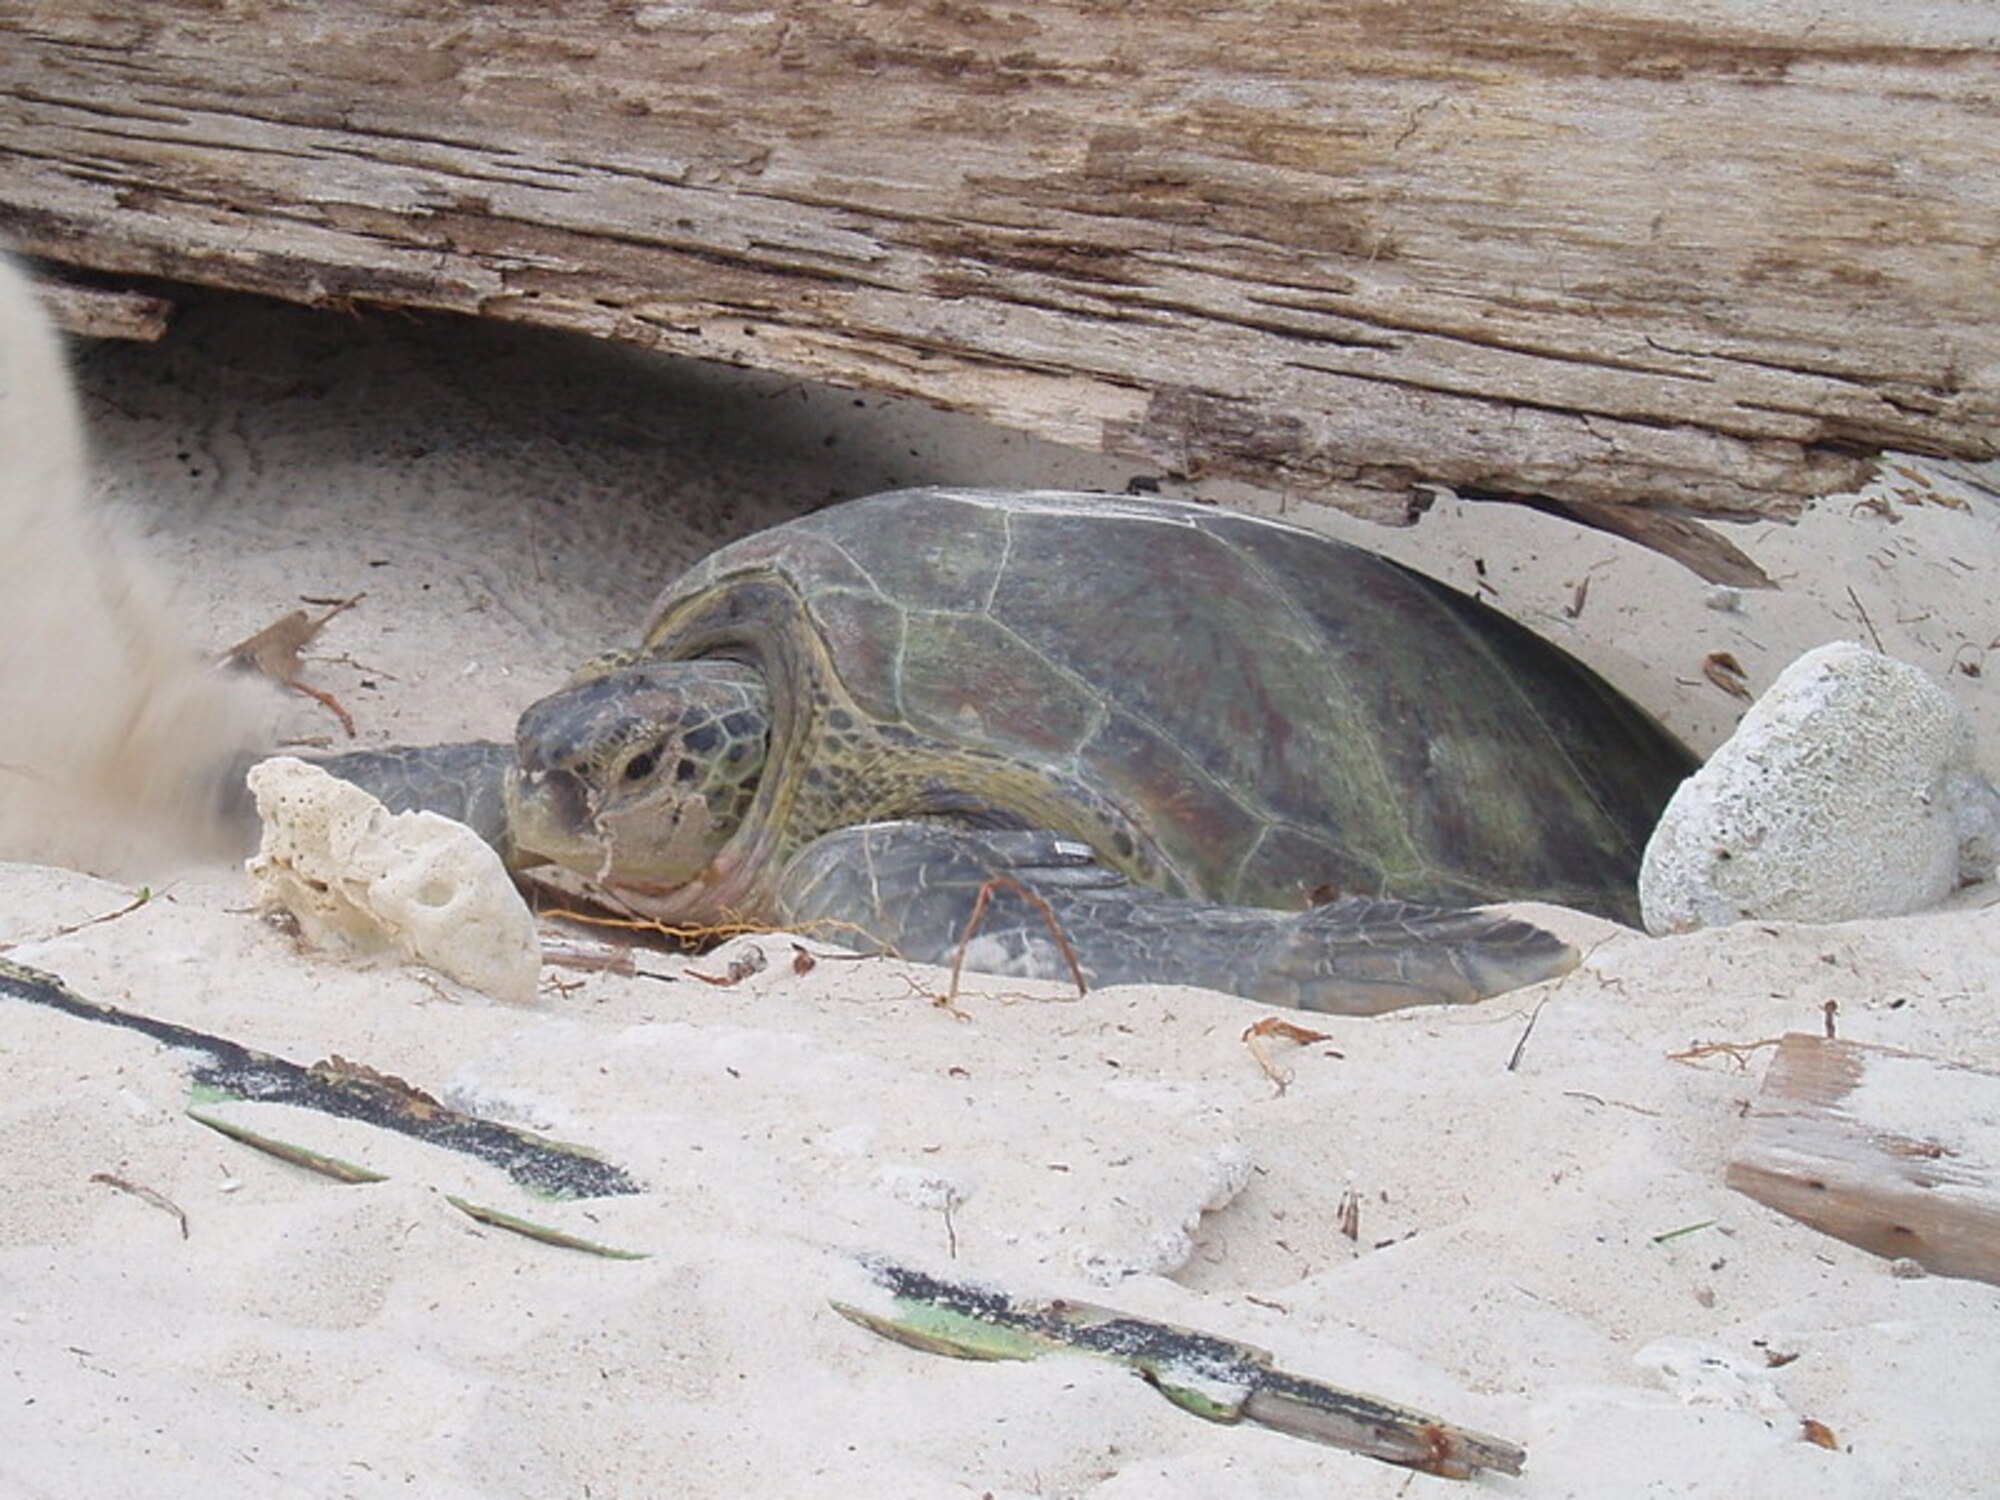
[
  {"left": 1242, "top": 1015, "right": 1342, "bottom": 1092},
  {"left": 224, "top": 594, "right": 360, "bottom": 680},
  {"left": 224, "top": 609, "right": 323, "bottom": 680},
  {"left": 688, "top": 947, "right": 769, "bottom": 987},
  {"left": 1951, "top": 640, "right": 1993, "bottom": 680},
  {"left": 1243, "top": 1017, "right": 1337, "bottom": 1049},
  {"left": 224, "top": 596, "right": 364, "bottom": 735},
  {"left": 315, "top": 1054, "right": 443, "bottom": 1113},
  {"left": 1701, "top": 651, "right": 1753, "bottom": 700}
]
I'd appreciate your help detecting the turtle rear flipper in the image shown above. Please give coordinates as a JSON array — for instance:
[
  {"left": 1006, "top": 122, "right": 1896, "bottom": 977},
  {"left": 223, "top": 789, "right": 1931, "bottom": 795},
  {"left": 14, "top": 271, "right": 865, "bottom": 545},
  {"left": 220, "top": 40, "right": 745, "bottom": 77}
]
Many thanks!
[{"left": 775, "top": 822, "right": 1575, "bottom": 1016}]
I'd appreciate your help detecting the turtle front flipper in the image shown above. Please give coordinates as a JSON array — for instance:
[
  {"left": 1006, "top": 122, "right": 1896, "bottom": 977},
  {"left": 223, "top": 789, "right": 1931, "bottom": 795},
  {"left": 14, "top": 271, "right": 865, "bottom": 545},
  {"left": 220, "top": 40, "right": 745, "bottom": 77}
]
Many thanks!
[
  {"left": 308, "top": 742, "right": 519, "bottom": 865},
  {"left": 775, "top": 822, "right": 1576, "bottom": 1016}
]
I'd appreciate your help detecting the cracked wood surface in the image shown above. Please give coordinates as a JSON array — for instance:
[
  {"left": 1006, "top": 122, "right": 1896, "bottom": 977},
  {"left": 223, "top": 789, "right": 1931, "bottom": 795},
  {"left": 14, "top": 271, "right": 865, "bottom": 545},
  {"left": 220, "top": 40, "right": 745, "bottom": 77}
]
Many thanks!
[{"left": 0, "top": 2, "right": 1995, "bottom": 522}]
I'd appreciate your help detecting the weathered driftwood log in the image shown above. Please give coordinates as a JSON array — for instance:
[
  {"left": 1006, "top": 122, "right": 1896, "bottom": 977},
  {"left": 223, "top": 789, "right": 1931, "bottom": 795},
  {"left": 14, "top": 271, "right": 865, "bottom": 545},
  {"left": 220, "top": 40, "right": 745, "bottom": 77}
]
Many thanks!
[
  {"left": 1729, "top": 1033, "right": 2000, "bottom": 1288},
  {"left": 0, "top": 3, "right": 1994, "bottom": 524}
]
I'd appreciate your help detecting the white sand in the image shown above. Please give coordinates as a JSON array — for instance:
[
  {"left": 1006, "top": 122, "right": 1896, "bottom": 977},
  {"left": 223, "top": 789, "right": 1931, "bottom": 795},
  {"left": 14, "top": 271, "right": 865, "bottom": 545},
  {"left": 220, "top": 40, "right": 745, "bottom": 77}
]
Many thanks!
[{"left": 2, "top": 284, "right": 1998, "bottom": 1496}]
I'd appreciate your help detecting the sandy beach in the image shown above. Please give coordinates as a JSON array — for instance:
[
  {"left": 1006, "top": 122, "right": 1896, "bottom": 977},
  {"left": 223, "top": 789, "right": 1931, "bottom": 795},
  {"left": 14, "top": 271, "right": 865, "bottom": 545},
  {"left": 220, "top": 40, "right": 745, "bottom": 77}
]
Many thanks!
[{"left": 3, "top": 285, "right": 1997, "bottom": 1497}]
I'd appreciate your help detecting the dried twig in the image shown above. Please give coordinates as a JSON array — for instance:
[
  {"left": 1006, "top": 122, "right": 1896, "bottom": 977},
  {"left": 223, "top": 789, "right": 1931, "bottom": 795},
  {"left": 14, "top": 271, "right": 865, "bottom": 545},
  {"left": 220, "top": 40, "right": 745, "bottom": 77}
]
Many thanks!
[
  {"left": 1668, "top": 1037, "right": 1784, "bottom": 1070},
  {"left": 1506, "top": 998, "right": 1549, "bottom": 1072},
  {"left": 1, "top": 887, "right": 158, "bottom": 952},
  {"left": 89, "top": 1172, "right": 189, "bottom": 1238},
  {"left": 1845, "top": 586, "right": 1884, "bottom": 652},
  {"left": 945, "top": 875, "right": 1088, "bottom": 1008},
  {"left": 536, "top": 903, "right": 770, "bottom": 948},
  {"left": 538, "top": 899, "right": 798, "bottom": 942},
  {"left": 1561, "top": 1091, "right": 1663, "bottom": 1117},
  {"left": 538, "top": 931, "right": 638, "bottom": 976}
]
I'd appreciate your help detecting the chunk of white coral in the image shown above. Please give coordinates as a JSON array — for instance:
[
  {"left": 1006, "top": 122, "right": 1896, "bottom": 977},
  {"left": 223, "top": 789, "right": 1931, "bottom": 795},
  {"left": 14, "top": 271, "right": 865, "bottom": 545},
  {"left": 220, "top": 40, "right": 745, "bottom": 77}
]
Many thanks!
[
  {"left": 246, "top": 756, "right": 541, "bottom": 1002},
  {"left": 1640, "top": 642, "right": 2000, "bottom": 933},
  {"left": 1070, "top": 1139, "right": 1253, "bottom": 1284}
]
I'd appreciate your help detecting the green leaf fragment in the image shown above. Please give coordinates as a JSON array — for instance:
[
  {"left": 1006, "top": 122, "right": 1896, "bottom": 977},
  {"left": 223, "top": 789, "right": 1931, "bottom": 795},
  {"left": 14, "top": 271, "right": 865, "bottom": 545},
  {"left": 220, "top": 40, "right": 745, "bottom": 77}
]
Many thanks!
[
  {"left": 187, "top": 1108, "right": 389, "bottom": 1184},
  {"left": 1652, "top": 1219, "right": 1719, "bottom": 1243},
  {"left": 446, "top": 1196, "right": 649, "bottom": 1259},
  {"left": 830, "top": 1297, "right": 1053, "bottom": 1364}
]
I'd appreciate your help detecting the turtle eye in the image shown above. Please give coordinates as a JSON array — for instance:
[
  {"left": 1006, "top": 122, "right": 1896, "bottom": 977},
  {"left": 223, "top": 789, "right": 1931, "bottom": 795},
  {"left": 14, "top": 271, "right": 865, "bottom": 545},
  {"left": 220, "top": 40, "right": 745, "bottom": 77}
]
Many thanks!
[{"left": 622, "top": 744, "right": 662, "bottom": 783}]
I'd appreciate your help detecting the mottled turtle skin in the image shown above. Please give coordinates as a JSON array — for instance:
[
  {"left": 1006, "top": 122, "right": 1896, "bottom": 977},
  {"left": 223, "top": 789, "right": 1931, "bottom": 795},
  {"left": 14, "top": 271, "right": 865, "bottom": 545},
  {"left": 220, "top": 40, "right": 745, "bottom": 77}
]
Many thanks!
[{"left": 323, "top": 488, "right": 1696, "bottom": 1013}]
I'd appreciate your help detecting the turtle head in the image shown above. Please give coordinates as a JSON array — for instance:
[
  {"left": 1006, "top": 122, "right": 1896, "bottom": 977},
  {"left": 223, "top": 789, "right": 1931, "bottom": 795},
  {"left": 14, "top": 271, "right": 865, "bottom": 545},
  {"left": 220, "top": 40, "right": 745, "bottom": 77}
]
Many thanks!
[{"left": 507, "top": 659, "right": 771, "bottom": 887}]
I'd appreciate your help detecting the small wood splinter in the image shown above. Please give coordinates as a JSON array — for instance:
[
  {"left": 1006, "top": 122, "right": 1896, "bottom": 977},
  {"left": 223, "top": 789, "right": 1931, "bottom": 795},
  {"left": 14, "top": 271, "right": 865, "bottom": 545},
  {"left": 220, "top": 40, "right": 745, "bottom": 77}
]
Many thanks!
[{"left": 89, "top": 1172, "right": 190, "bottom": 1239}]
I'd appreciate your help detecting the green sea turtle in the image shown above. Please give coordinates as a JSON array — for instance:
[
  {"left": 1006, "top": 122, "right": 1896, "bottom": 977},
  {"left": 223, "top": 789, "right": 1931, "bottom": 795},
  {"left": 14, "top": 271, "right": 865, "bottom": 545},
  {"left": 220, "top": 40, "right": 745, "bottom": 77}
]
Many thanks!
[{"left": 315, "top": 487, "right": 1696, "bottom": 1013}]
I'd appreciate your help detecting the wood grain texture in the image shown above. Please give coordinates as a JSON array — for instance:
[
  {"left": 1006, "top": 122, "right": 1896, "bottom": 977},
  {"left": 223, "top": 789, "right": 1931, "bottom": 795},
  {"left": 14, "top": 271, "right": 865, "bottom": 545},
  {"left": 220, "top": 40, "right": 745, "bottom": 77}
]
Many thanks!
[
  {"left": 1728, "top": 1033, "right": 2000, "bottom": 1287},
  {"left": 34, "top": 274, "right": 172, "bottom": 341},
  {"left": 1, "top": 2, "right": 1995, "bottom": 521}
]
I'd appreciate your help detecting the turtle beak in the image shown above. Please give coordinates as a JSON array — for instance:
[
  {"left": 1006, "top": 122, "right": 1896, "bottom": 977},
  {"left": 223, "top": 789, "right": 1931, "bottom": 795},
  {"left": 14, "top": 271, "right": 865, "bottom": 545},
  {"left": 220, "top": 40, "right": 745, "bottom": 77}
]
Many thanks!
[{"left": 506, "top": 763, "right": 599, "bottom": 867}]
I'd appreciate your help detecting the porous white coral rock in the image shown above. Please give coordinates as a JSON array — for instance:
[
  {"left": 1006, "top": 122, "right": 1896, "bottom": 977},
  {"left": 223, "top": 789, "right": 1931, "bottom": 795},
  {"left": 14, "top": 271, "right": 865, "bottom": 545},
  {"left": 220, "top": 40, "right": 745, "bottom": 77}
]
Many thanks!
[
  {"left": 1070, "top": 1139, "right": 1253, "bottom": 1284},
  {"left": 246, "top": 756, "right": 541, "bottom": 1001},
  {"left": 1640, "top": 642, "right": 2000, "bottom": 933}
]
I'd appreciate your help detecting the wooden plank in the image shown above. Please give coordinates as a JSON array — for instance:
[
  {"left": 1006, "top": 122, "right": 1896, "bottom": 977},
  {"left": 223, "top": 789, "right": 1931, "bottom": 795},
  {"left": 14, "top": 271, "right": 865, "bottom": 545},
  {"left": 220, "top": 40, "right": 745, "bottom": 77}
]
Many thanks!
[
  {"left": 1, "top": 3, "right": 1995, "bottom": 524},
  {"left": 1727, "top": 1033, "right": 2000, "bottom": 1286}
]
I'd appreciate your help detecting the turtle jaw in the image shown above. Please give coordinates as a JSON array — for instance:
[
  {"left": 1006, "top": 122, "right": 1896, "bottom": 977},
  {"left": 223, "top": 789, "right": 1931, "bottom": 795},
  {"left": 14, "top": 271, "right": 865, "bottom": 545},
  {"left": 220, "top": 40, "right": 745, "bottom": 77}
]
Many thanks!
[
  {"left": 506, "top": 764, "right": 596, "bottom": 869},
  {"left": 505, "top": 762, "right": 727, "bottom": 892}
]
